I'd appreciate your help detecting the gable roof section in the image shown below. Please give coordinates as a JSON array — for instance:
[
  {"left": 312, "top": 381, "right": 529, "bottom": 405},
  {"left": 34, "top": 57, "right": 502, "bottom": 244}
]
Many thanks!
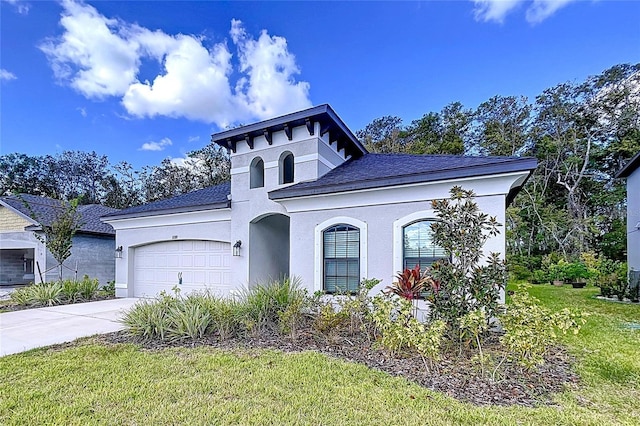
[
  {"left": 615, "top": 151, "right": 640, "bottom": 178},
  {"left": 269, "top": 153, "right": 537, "bottom": 203},
  {"left": 102, "top": 182, "right": 231, "bottom": 220},
  {"left": 0, "top": 194, "right": 118, "bottom": 236},
  {"left": 211, "top": 104, "right": 367, "bottom": 159}
]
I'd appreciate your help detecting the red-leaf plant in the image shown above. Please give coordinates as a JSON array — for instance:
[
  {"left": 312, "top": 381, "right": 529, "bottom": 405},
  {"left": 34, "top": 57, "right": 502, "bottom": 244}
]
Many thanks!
[{"left": 387, "top": 265, "right": 432, "bottom": 300}]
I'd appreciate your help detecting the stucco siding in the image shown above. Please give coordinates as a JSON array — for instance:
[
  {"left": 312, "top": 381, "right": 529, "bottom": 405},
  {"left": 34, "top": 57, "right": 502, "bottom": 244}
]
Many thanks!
[
  {"left": 106, "top": 210, "right": 232, "bottom": 297},
  {"left": 0, "top": 207, "right": 32, "bottom": 231},
  {"left": 288, "top": 192, "right": 506, "bottom": 296},
  {"left": 628, "top": 169, "right": 640, "bottom": 271},
  {"left": 44, "top": 234, "right": 115, "bottom": 286}
]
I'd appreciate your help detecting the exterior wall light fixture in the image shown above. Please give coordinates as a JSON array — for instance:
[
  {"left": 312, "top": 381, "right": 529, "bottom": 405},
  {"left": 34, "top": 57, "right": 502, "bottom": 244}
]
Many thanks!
[
  {"left": 233, "top": 240, "right": 242, "bottom": 256},
  {"left": 115, "top": 246, "right": 123, "bottom": 259}
]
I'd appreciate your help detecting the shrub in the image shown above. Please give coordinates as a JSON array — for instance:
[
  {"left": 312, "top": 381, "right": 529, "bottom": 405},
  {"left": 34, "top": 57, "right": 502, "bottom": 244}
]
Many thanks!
[
  {"left": 166, "top": 295, "right": 212, "bottom": 341},
  {"left": 77, "top": 275, "right": 99, "bottom": 300},
  {"left": 530, "top": 269, "right": 549, "bottom": 284},
  {"left": 61, "top": 279, "right": 81, "bottom": 302},
  {"left": 499, "top": 289, "right": 588, "bottom": 370},
  {"left": 9, "top": 286, "right": 33, "bottom": 306},
  {"left": 28, "top": 282, "right": 63, "bottom": 307},
  {"left": 101, "top": 281, "right": 116, "bottom": 297},
  {"left": 240, "top": 276, "right": 307, "bottom": 331},
  {"left": 371, "top": 294, "right": 445, "bottom": 369},
  {"left": 426, "top": 187, "right": 507, "bottom": 333},
  {"left": 121, "top": 295, "right": 174, "bottom": 341}
]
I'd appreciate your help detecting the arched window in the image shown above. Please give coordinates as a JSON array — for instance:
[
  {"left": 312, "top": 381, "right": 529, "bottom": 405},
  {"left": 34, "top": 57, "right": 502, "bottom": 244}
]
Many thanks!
[
  {"left": 323, "top": 224, "right": 360, "bottom": 293},
  {"left": 250, "top": 157, "right": 264, "bottom": 189},
  {"left": 403, "top": 220, "right": 447, "bottom": 273},
  {"left": 279, "top": 152, "right": 294, "bottom": 184}
]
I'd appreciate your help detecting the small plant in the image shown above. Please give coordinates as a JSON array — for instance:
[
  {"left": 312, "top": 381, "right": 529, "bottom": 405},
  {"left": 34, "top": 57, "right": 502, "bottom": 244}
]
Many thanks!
[
  {"left": 499, "top": 288, "right": 588, "bottom": 370},
  {"left": 121, "top": 295, "right": 174, "bottom": 341},
  {"left": 9, "top": 286, "right": 33, "bottom": 306},
  {"left": 387, "top": 265, "right": 429, "bottom": 300},
  {"left": 166, "top": 296, "right": 212, "bottom": 341},
  {"left": 371, "top": 293, "right": 445, "bottom": 370},
  {"left": 101, "top": 281, "right": 116, "bottom": 297},
  {"left": 61, "top": 279, "right": 81, "bottom": 302},
  {"left": 28, "top": 282, "right": 63, "bottom": 307},
  {"left": 530, "top": 269, "right": 549, "bottom": 284},
  {"left": 77, "top": 275, "right": 100, "bottom": 300},
  {"left": 563, "top": 261, "right": 590, "bottom": 283},
  {"left": 240, "top": 276, "right": 307, "bottom": 331}
]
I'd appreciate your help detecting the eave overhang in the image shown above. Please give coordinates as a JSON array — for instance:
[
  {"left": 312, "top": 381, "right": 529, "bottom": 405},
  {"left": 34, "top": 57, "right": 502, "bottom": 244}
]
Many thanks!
[
  {"left": 615, "top": 151, "right": 640, "bottom": 178},
  {"left": 269, "top": 158, "right": 538, "bottom": 203},
  {"left": 211, "top": 104, "right": 367, "bottom": 159},
  {"left": 101, "top": 201, "right": 231, "bottom": 222}
]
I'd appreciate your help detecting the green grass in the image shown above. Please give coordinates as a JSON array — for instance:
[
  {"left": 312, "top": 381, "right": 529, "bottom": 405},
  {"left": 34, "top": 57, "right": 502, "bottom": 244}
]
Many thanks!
[{"left": 1, "top": 284, "right": 639, "bottom": 425}]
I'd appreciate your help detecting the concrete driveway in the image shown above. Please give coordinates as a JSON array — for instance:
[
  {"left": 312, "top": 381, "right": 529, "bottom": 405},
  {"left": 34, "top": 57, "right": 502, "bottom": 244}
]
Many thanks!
[{"left": 0, "top": 298, "right": 139, "bottom": 357}]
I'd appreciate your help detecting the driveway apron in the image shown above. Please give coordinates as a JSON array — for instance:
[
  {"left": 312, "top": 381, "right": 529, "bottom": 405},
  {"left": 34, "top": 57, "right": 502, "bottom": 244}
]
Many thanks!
[{"left": 0, "top": 298, "right": 139, "bottom": 357}]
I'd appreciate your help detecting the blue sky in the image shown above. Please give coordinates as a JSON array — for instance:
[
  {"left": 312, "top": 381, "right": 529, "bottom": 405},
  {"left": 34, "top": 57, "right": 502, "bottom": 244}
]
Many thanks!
[{"left": 1, "top": 0, "right": 639, "bottom": 169}]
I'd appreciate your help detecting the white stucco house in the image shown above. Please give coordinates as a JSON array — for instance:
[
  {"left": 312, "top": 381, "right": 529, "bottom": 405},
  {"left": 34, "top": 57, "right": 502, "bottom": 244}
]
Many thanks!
[
  {"left": 102, "top": 105, "right": 537, "bottom": 299},
  {"left": 0, "top": 194, "right": 117, "bottom": 286},
  {"left": 616, "top": 151, "right": 640, "bottom": 278}
]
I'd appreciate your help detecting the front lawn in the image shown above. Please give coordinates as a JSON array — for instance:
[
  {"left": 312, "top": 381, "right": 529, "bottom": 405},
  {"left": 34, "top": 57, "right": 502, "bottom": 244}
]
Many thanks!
[{"left": 1, "top": 284, "right": 639, "bottom": 425}]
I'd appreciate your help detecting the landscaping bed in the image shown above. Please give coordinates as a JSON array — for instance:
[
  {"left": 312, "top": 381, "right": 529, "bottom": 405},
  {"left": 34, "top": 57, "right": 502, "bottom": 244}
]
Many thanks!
[{"left": 103, "top": 325, "right": 578, "bottom": 407}]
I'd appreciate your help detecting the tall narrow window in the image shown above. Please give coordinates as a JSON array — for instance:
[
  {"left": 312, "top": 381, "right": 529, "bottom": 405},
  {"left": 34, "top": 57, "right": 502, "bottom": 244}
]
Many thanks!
[
  {"left": 280, "top": 152, "right": 294, "bottom": 184},
  {"left": 403, "top": 220, "right": 447, "bottom": 273},
  {"left": 323, "top": 224, "right": 360, "bottom": 293},
  {"left": 250, "top": 157, "right": 264, "bottom": 189}
]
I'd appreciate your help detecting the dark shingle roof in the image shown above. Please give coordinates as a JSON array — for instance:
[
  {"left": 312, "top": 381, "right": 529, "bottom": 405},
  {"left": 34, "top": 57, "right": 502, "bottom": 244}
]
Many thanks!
[
  {"left": 615, "top": 151, "right": 640, "bottom": 178},
  {"left": 269, "top": 154, "right": 537, "bottom": 201},
  {"left": 101, "top": 182, "right": 231, "bottom": 220},
  {"left": 0, "top": 194, "right": 118, "bottom": 236}
]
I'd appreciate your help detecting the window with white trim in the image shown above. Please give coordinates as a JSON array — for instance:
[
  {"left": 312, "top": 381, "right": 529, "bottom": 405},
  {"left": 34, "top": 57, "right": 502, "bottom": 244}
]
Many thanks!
[
  {"left": 323, "top": 224, "right": 360, "bottom": 293},
  {"left": 250, "top": 157, "right": 264, "bottom": 189},
  {"left": 403, "top": 220, "right": 447, "bottom": 273}
]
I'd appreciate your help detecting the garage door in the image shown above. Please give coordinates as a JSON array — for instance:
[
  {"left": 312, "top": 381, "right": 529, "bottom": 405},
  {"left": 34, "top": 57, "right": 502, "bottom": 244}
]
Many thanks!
[{"left": 133, "top": 240, "right": 231, "bottom": 298}]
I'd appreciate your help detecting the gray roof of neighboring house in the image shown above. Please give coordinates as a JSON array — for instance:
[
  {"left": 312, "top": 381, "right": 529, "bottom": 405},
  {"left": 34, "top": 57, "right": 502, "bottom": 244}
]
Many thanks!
[
  {"left": 615, "top": 151, "right": 640, "bottom": 178},
  {"left": 101, "top": 182, "right": 231, "bottom": 220},
  {"left": 269, "top": 153, "right": 538, "bottom": 204},
  {"left": 0, "top": 194, "right": 118, "bottom": 236},
  {"left": 211, "top": 104, "right": 367, "bottom": 159}
]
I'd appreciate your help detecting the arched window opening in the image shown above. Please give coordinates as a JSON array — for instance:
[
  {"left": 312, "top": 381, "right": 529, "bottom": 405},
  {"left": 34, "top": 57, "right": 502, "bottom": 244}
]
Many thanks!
[
  {"left": 323, "top": 224, "right": 360, "bottom": 293},
  {"left": 280, "top": 152, "right": 294, "bottom": 184},
  {"left": 402, "top": 220, "right": 447, "bottom": 273},
  {"left": 250, "top": 157, "right": 264, "bottom": 189}
]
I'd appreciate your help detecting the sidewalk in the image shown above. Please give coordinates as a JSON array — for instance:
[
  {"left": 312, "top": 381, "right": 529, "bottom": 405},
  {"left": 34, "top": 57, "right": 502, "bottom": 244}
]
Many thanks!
[{"left": 0, "top": 298, "right": 139, "bottom": 357}]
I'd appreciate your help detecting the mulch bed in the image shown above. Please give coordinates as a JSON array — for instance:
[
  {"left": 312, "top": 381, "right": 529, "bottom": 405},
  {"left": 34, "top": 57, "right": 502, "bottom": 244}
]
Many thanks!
[{"left": 100, "top": 328, "right": 580, "bottom": 407}]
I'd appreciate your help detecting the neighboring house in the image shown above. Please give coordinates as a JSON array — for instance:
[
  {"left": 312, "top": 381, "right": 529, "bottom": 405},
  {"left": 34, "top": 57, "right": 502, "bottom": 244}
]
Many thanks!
[
  {"left": 0, "top": 194, "right": 118, "bottom": 286},
  {"left": 616, "top": 151, "right": 640, "bottom": 274},
  {"left": 102, "top": 104, "right": 537, "bottom": 299}
]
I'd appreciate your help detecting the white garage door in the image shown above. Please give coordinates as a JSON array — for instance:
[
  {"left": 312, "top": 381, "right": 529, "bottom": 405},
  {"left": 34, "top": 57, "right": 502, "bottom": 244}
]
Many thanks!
[{"left": 133, "top": 240, "right": 231, "bottom": 298}]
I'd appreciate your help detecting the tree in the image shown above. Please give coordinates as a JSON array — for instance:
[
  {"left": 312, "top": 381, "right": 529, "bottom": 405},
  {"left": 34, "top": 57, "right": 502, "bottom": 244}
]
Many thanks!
[
  {"left": 472, "top": 95, "right": 532, "bottom": 156},
  {"left": 22, "top": 196, "right": 83, "bottom": 282},
  {"left": 356, "top": 116, "right": 407, "bottom": 153}
]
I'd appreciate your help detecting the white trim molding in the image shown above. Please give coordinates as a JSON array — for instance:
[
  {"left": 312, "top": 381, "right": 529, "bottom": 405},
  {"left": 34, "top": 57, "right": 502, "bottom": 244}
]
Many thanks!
[{"left": 314, "top": 216, "right": 368, "bottom": 293}]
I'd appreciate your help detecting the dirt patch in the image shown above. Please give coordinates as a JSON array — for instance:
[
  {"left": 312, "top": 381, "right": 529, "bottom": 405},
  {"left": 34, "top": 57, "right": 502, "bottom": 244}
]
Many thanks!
[{"left": 100, "top": 328, "right": 579, "bottom": 407}]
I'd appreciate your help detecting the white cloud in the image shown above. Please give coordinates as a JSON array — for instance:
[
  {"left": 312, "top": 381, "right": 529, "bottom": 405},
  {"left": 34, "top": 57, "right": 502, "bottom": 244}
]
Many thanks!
[
  {"left": 526, "top": 0, "right": 575, "bottom": 24},
  {"left": 40, "top": 1, "right": 312, "bottom": 127},
  {"left": 0, "top": 69, "right": 17, "bottom": 81},
  {"left": 471, "top": 0, "right": 578, "bottom": 24},
  {"left": 188, "top": 136, "right": 200, "bottom": 143},
  {"left": 472, "top": 0, "right": 522, "bottom": 23},
  {"left": 77, "top": 107, "right": 87, "bottom": 117},
  {"left": 3, "top": 0, "right": 30, "bottom": 15},
  {"left": 139, "top": 137, "right": 172, "bottom": 152}
]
